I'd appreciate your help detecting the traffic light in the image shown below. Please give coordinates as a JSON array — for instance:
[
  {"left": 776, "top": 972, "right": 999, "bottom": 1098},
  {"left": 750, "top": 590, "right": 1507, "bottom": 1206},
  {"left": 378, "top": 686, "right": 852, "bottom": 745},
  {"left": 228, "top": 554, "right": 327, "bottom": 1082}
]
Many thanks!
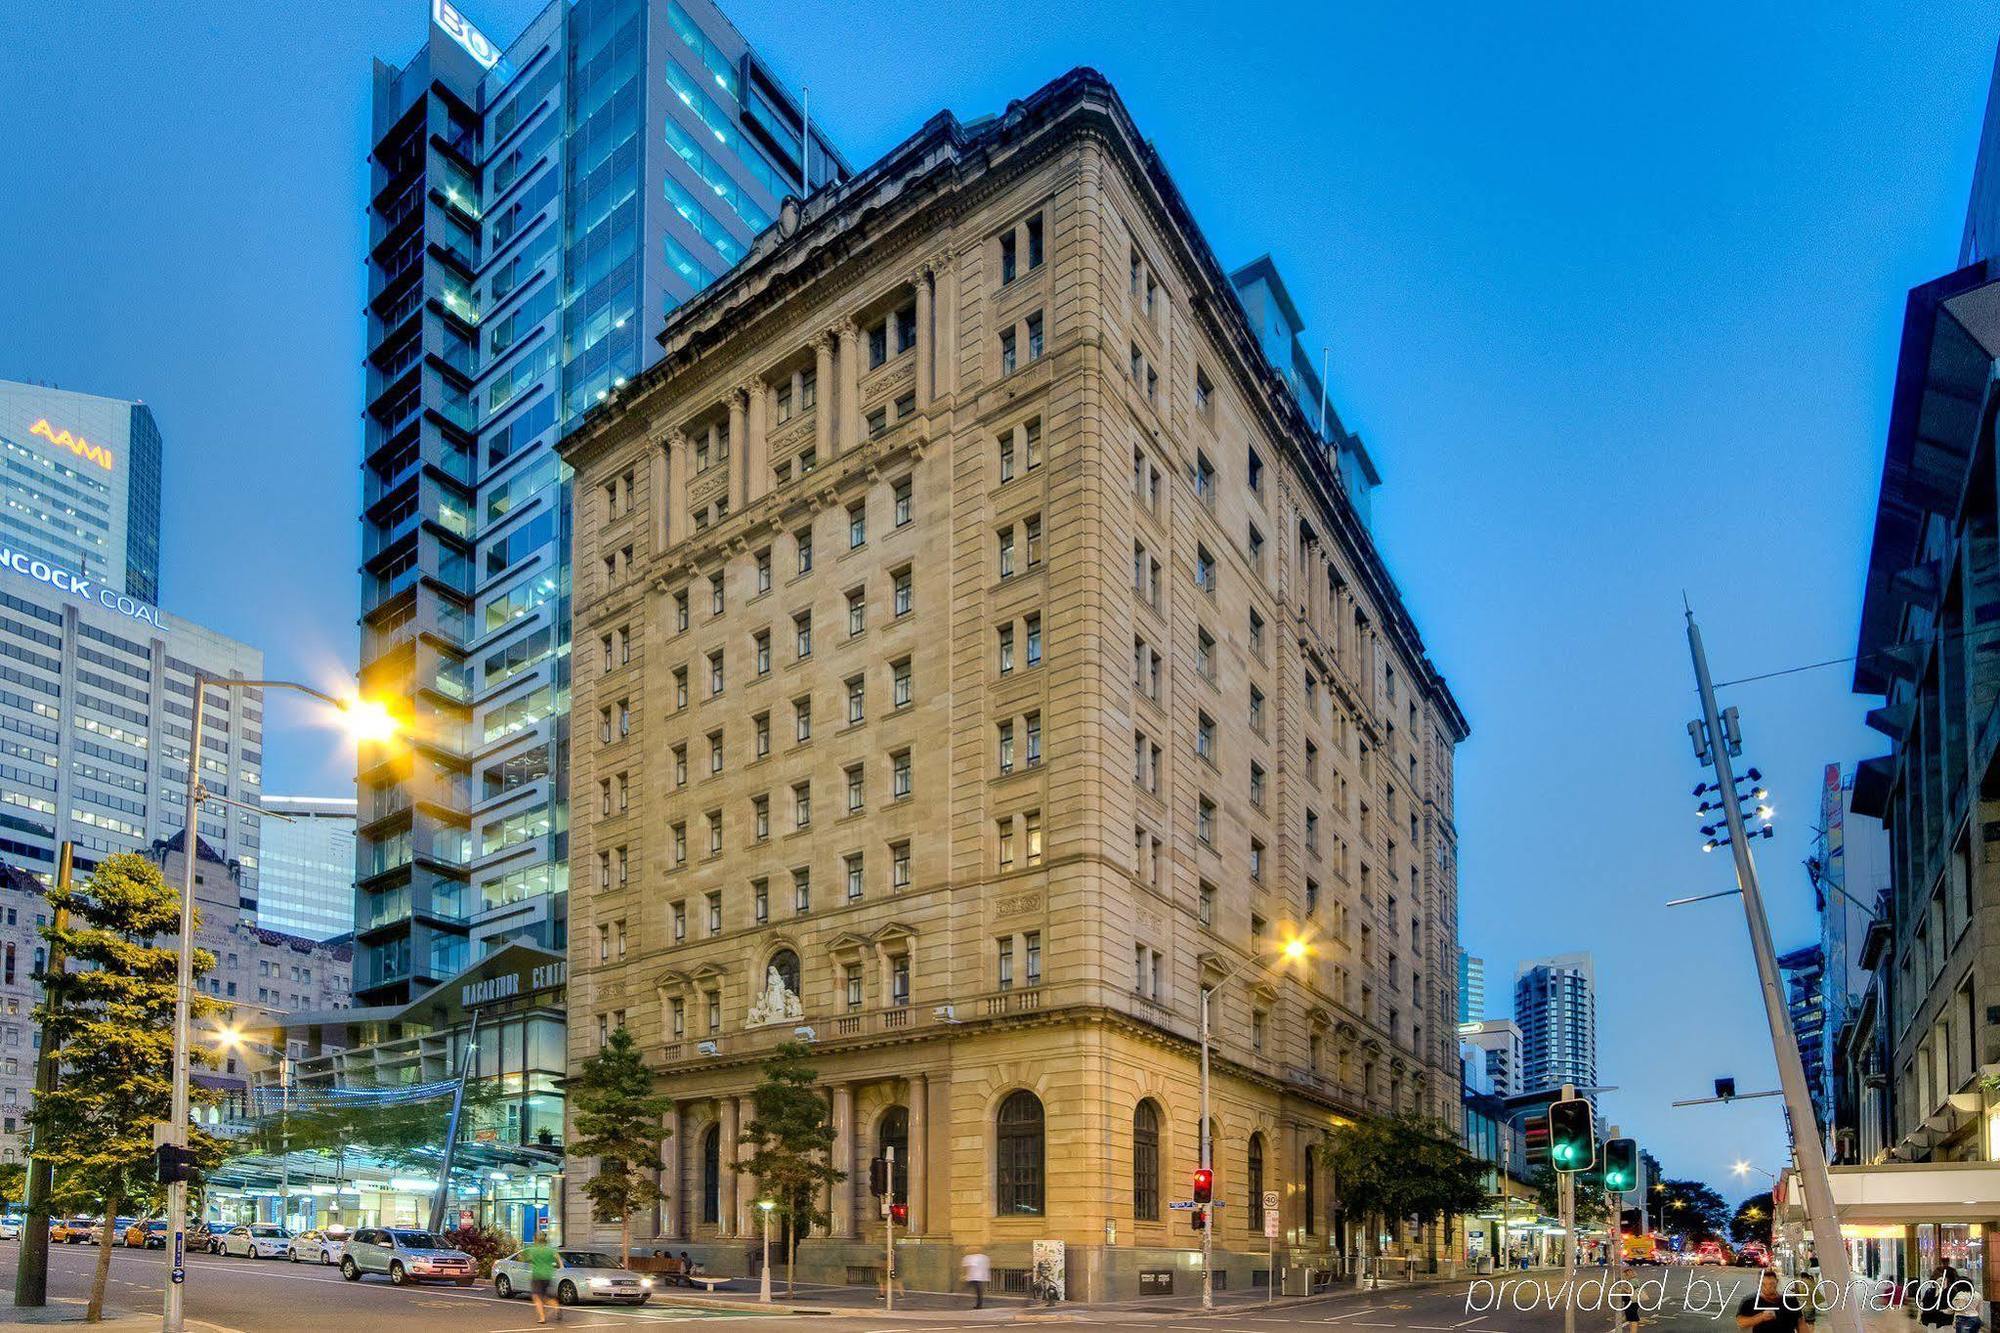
[
  {"left": 889, "top": 1203, "right": 908, "bottom": 1227},
  {"left": 155, "top": 1143, "right": 198, "bottom": 1185},
  {"left": 1715, "top": 1078, "right": 1736, "bottom": 1101},
  {"left": 1192, "top": 1168, "right": 1213, "bottom": 1204},
  {"left": 1523, "top": 1114, "right": 1551, "bottom": 1168},
  {"left": 1603, "top": 1138, "right": 1638, "bottom": 1194},
  {"left": 1190, "top": 1207, "right": 1206, "bottom": 1232},
  {"left": 1548, "top": 1097, "right": 1595, "bottom": 1173},
  {"left": 869, "top": 1157, "right": 890, "bottom": 1197}
]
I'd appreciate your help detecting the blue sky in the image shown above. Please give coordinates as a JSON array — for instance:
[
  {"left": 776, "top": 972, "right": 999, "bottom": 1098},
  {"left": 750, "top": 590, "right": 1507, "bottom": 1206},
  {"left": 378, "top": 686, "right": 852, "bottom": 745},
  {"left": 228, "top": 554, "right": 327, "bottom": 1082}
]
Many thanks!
[{"left": 1, "top": 1, "right": 1994, "bottom": 1203}]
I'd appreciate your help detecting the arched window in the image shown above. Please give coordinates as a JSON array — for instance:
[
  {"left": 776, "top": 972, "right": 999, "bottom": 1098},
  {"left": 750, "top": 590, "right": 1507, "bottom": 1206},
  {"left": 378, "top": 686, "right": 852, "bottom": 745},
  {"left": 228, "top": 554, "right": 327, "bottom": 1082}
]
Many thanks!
[
  {"left": 879, "top": 1106, "right": 909, "bottom": 1200},
  {"left": 701, "top": 1124, "right": 721, "bottom": 1223},
  {"left": 995, "top": 1090, "right": 1045, "bottom": 1216},
  {"left": 770, "top": 948, "right": 802, "bottom": 996},
  {"left": 1247, "top": 1133, "right": 1266, "bottom": 1230},
  {"left": 1132, "top": 1100, "right": 1160, "bottom": 1221}
]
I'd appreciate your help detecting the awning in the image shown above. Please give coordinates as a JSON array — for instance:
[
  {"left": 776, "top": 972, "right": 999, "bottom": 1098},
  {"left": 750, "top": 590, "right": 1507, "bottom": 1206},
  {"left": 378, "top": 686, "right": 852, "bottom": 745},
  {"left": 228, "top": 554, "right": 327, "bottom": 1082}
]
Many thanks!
[{"left": 1817, "top": 1162, "right": 2000, "bottom": 1225}]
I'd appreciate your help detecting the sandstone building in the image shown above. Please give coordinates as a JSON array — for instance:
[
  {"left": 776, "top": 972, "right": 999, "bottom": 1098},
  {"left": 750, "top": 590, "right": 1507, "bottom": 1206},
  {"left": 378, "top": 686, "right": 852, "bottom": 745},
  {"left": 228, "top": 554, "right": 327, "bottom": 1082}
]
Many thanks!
[{"left": 559, "top": 69, "right": 1467, "bottom": 1299}]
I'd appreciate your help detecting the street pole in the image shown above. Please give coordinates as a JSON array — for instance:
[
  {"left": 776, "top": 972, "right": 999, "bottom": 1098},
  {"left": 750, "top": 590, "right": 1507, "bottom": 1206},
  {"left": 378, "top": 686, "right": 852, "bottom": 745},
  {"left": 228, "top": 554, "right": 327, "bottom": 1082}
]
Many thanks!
[
  {"left": 279, "top": 1054, "right": 290, "bottom": 1231},
  {"left": 1561, "top": 1081, "right": 1576, "bottom": 1333},
  {"left": 163, "top": 678, "right": 208, "bottom": 1333},
  {"left": 759, "top": 1203, "right": 772, "bottom": 1303},
  {"left": 1199, "top": 986, "right": 1213, "bottom": 1311},
  {"left": 1607, "top": 1123, "right": 1625, "bottom": 1333},
  {"left": 884, "top": 1145, "right": 895, "bottom": 1313},
  {"left": 15, "top": 844, "right": 71, "bottom": 1308},
  {"left": 1685, "top": 610, "right": 1862, "bottom": 1333}
]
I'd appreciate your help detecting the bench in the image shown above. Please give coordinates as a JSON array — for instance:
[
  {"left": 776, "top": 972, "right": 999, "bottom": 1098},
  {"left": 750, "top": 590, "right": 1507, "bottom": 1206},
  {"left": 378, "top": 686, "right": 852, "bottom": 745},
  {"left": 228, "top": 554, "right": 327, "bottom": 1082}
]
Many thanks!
[{"left": 685, "top": 1275, "right": 730, "bottom": 1292}]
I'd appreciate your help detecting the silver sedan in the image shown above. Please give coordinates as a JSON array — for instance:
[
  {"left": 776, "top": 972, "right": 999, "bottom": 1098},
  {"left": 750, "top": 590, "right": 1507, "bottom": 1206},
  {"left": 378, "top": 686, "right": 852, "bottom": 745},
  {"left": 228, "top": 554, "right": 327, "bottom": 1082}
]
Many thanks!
[{"left": 491, "top": 1249, "right": 653, "bottom": 1306}]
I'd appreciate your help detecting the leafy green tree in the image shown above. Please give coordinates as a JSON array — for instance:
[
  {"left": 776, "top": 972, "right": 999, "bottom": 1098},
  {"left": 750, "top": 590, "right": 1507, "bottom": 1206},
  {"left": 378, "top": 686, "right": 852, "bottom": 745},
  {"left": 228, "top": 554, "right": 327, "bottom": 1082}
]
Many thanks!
[
  {"left": 1730, "top": 1191, "right": 1774, "bottom": 1246},
  {"left": 568, "top": 1026, "right": 672, "bottom": 1265},
  {"left": 30, "top": 853, "right": 223, "bottom": 1322},
  {"left": 1329, "top": 1113, "right": 1487, "bottom": 1267},
  {"left": 738, "top": 1040, "right": 844, "bottom": 1294},
  {"left": 1655, "top": 1178, "right": 1729, "bottom": 1243},
  {"left": 1532, "top": 1163, "right": 1608, "bottom": 1223},
  {"left": 0, "top": 1161, "right": 25, "bottom": 1213}
]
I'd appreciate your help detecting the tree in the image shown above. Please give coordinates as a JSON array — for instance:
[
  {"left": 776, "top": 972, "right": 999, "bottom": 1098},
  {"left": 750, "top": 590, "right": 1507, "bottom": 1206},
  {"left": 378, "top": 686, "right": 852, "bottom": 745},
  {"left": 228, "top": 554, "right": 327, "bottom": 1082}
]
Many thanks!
[
  {"left": 1329, "top": 1113, "right": 1488, "bottom": 1267},
  {"left": 0, "top": 1162, "right": 25, "bottom": 1214},
  {"left": 1532, "top": 1164, "right": 1608, "bottom": 1223},
  {"left": 1731, "top": 1192, "right": 1774, "bottom": 1247},
  {"left": 29, "top": 853, "right": 223, "bottom": 1322},
  {"left": 738, "top": 1040, "right": 844, "bottom": 1294},
  {"left": 1655, "top": 1178, "right": 1729, "bottom": 1243},
  {"left": 568, "top": 1026, "right": 672, "bottom": 1266}
]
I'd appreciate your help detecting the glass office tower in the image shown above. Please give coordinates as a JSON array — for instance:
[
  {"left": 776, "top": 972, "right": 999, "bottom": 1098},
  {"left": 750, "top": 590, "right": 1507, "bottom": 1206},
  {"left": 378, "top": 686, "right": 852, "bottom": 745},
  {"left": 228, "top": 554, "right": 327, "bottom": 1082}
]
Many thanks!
[{"left": 357, "top": 0, "right": 842, "bottom": 1004}]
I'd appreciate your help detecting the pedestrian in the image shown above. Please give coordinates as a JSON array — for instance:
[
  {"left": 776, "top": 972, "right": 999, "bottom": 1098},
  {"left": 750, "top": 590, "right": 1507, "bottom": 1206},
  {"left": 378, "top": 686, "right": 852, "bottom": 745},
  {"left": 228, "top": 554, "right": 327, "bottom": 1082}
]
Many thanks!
[
  {"left": 962, "top": 1248, "right": 991, "bottom": 1309},
  {"left": 1735, "top": 1267, "right": 1802, "bottom": 1333},
  {"left": 1920, "top": 1262, "right": 1963, "bottom": 1329},
  {"left": 525, "top": 1226, "right": 561, "bottom": 1324}
]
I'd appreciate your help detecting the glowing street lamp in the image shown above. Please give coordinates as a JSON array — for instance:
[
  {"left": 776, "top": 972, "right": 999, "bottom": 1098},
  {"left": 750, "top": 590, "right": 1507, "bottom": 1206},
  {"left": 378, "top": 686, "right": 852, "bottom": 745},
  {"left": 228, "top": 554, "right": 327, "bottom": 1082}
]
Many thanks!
[
  {"left": 757, "top": 1199, "right": 776, "bottom": 1303},
  {"left": 162, "top": 678, "right": 398, "bottom": 1333}
]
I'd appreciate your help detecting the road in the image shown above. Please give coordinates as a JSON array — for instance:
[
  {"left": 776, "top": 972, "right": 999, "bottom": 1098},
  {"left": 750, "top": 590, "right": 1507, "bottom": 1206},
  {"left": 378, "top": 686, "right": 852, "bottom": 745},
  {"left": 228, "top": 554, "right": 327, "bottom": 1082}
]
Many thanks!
[{"left": 0, "top": 1248, "right": 1779, "bottom": 1333}]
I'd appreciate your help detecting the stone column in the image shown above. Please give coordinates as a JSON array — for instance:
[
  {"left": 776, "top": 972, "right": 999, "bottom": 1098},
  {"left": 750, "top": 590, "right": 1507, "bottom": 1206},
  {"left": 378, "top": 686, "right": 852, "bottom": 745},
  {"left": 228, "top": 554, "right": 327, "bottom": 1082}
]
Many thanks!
[
  {"left": 718, "top": 1096, "right": 739, "bottom": 1237},
  {"left": 907, "top": 1073, "right": 927, "bottom": 1234},
  {"left": 837, "top": 319, "right": 862, "bottom": 454},
  {"left": 934, "top": 249, "right": 958, "bottom": 401},
  {"left": 814, "top": 333, "right": 836, "bottom": 461},
  {"left": 727, "top": 391, "right": 748, "bottom": 513},
  {"left": 744, "top": 379, "right": 768, "bottom": 504},
  {"left": 831, "top": 1083, "right": 855, "bottom": 1238},
  {"left": 913, "top": 268, "right": 933, "bottom": 409},
  {"left": 666, "top": 431, "right": 689, "bottom": 550},
  {"left": 660, "top": 1100, "right": 681, "bottom": 1238},
  {"left": 650, "top": 436, "right": 669, "bottom": 555},
  {"left": 734, "top": 1095, "right": 757, "bottom": 1237}
]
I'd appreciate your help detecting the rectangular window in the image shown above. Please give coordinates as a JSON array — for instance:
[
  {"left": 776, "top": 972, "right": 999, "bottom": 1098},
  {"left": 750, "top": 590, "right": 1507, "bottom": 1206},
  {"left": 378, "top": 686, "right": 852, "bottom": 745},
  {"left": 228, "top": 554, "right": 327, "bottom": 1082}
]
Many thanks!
[
  {"left": 891, "top": 839, "right": 912, "bottom": 889},
  {"left": 847, "top": 589, "right": 867, "bottom": 636},
  {"left": 793, "top": 781, "right": 812, "bottom": 828},
  {"left": 893, "top": 657, "right": 913, "bottom": 708},
  {"left": 892, "top": 749, "right": 913, "bottom": 800},
  {"left": 1025, "top": 614, "right": 1042, "bottom": 667},
  {"left": 845, "top": 852, "right": 865, "bottom": 901},
  {"left": 847, "top": 675, "right": 866, "bottom": 724},
  {"left": 893, "top": 567, "right": 913, "bottom": 616},
  {"left": 846, "top": 963, "right": 864, "bottom": 1011},
  {"left": 849, "top": 503, "right": 868, "bottom": 548},
  {"left": 793, "top": 867, "right": 812, "bottom": 913},
  {"left": 847, "top": 763, "right": 865, "bottom": 812},
  {"left": 795, "top": 696, "right": 812, "bottom": 742},
  {"left": 795, "top": 612, "right": 813, "bottom": 659},
  {"left": 1026, "top": 311, "right": 1044, "bottom": 360},
  {"left": 894, "top": 477, "right": 913, "bottom": 526},
  {"left": 1000, "top": 328, "right": 1017, "bottom": 375},
  {"left": 1027, "top": 214, "right": 1044, "bottom": 269},
  {"left": 1025, "top": 711, "right": 1042, "bottom": 767},
  {"left": 754, "top": 878, "right": 769, "bottom": 923},
  {"left": 998, "top": 935, "right": 1015, "bottom": 990},
  {"left": 796, "top": 527, "right": 814, "bottom": 573},
  {"left": 1001, "top": 230, "right": 1018, "bottom": 284}
]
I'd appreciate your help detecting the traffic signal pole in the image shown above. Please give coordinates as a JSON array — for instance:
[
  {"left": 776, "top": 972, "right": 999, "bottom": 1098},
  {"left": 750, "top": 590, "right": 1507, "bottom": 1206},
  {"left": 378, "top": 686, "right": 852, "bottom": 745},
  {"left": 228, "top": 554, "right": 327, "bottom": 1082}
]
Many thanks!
[
  {"left": 15, "top": 844, "right": 71, "bottom": 1308},
  {"left": 1685, "top": 611, "right": 1861, "bottom": 1333},
  {"left": 1560, "top": 1085, "right": 1576, "bottom": 1333},
  {"left": 1198, "top": 987, "right": 1213, "bottom": 1310}
]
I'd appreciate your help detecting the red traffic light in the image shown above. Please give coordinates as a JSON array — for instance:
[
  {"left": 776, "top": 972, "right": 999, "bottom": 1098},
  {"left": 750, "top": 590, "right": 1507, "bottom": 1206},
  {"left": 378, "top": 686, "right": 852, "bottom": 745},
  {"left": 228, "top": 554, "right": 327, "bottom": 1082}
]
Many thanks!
[
  {"left": 1192, "top": 1168, "right": 1213, "bottom": 1204},
  {"left": 889, "top": 1203, "right": 908, "bottom": 1226}
]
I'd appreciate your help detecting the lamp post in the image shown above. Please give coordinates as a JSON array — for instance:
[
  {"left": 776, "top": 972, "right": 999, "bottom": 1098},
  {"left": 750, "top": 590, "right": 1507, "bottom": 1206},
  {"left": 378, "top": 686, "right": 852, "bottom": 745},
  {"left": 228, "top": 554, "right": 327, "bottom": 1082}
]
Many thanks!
[
  {"left": 757, "top": 1199, "right": 775, "bottom": 1303},
  {"left": 1198, "top": 936, "right": 1310, "bottom": 1310},
  {"left": 162, "top": 678, "right": 394, "bottom": 1333}
]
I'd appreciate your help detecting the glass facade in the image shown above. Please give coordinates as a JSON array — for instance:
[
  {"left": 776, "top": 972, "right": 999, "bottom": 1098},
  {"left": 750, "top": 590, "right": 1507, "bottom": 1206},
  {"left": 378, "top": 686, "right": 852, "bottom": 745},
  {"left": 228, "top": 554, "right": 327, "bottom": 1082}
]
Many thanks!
[{"left": 357, "top": 0, "right": 846, "bottom": 1006}]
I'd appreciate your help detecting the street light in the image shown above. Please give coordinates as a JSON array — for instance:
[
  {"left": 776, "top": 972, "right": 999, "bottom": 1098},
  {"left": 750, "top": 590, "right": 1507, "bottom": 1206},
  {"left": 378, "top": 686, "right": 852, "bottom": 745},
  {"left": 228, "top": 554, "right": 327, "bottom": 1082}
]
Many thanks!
[
  {"left": 757, "top": 1199, "right": 775, "bottom": 1303},
  {"left": 1198, "top": 934, "right": 1312, "bottom": 1310},
  {"left": 163, "top": 677, "right": 396, "bottom": 1333}
]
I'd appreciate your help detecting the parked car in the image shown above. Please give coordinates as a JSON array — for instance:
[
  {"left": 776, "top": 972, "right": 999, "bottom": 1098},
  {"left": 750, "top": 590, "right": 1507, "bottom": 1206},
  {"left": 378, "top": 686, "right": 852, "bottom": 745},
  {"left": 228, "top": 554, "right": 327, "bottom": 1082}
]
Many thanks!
[
  {"left": 0, "top": 1217, "right": 21, "bottom": 1240},
  {"left": 124, "top": 1220, "right": 170, "bottom": 1249},
  {"left": 492, "top": 1249, "right": 653, "bottom": 1306},
  {"left": 50, "top": 1218, "right": 95, "bottom": 1244},
  {"left": 339, "top": 1228, "right": 475, "bottom": 1286},
  {"left": 213, "top": 1224, "right": 293, "bottom": 1259},
  {"left": 288, "top": 1227, "right": 351, "bottom": 1265},
  {"left": 85, "top": 1218, "right": 136, "bottom": 1246}
]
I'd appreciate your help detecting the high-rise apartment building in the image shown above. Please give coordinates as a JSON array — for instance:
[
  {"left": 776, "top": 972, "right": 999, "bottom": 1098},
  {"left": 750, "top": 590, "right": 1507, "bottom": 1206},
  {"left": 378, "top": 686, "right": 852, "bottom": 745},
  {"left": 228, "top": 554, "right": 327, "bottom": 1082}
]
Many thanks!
[
  {"left": 0, "top": 379, "right": 162, "bottom": 603},
  {"left": 355, "top": 0, "right": 843, "bottom": 1004},
  {"left": 1513, "top": 952, "right": 1596, "bottom": 1096},
  {"left": 1458, "top": 949, "right": 1485, "bottom": 1024},
  {"left": 257, "top": 796, "right": 358, "bottom": 941},
  {"left": 560, "top": 68, "right": 1467, "bottom": 1298}
]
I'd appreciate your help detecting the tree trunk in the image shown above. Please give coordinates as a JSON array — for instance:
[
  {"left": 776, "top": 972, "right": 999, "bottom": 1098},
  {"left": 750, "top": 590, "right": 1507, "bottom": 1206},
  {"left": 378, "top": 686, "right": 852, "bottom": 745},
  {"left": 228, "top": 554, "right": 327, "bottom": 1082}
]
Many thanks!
[
  {"left": 787, "top": 1225, "right": 796, "bottom": 1296},
  {"left": 621, "top": 1210, "right": 632, "bottom": 1270},
  {"left": 87, "top": 1189, "right": 120, "bottom": 1322}
]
